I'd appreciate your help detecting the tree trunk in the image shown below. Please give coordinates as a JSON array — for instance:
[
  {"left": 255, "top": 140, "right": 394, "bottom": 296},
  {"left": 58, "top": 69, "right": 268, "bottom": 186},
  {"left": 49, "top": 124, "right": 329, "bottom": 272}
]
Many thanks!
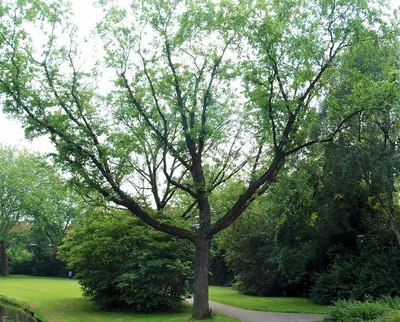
[
  {"left": 0, "top": 241, "right": 9, "bottom": 276},
  {"left": 192, "top": 237, "right": 212, "bottom": 319},
  {"left": 389, "top": 216, "right": 400, "bottom": 246}
]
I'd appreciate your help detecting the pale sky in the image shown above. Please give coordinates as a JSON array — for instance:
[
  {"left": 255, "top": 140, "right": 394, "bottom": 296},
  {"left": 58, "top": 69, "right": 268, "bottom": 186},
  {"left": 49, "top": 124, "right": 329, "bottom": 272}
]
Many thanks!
[{"left": 1, "top": 0, "right": 400, "bottom": 154}]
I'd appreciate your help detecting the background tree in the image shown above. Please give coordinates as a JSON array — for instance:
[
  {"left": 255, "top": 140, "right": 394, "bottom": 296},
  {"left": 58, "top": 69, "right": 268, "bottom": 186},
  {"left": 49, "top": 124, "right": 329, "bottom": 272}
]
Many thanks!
[
  {"left": 0, "top": 0, "right": 394, "bottom": 317},
  {"left": 0, "top": 145, "right": 80, "bottom": 277},
  {"left": 27, "top": 178, "right": 81, "bottom": 251},
  {"left": 216, "top": 37, "right": 400, "bottom": 303},
  {"left": 218, "top": 194, "right": 287, "bottom": 296},
  {"left": 12, "top": 183, "right": 82, "bottom": 277},
  {"left": 0, "top": 146, "right": 46, "bottom": 276}
]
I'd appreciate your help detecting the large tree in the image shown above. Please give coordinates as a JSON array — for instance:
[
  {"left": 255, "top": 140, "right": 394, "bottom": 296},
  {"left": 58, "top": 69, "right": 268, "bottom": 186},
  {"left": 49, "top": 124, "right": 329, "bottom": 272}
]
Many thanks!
[{"left": 0, "top": 0, "right": 394, "bottom": 317}]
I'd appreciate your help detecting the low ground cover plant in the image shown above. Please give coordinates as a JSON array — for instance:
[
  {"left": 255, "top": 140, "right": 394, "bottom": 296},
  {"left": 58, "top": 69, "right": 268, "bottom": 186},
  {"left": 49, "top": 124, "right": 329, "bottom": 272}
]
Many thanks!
[{"left": 324, "top": 297, "right": 400, "bottom": 322}]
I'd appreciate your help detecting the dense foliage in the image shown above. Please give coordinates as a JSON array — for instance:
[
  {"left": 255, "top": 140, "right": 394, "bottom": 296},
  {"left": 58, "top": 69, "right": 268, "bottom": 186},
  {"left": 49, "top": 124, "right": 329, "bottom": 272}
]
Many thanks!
[
  {"left": 218, "top": 140, "right": 400, "bottom": 304},
  {"left": 213, "top": 30, "right": 400, "bottom": 305},
  {"left": 58, "top": 211, "right": 193, "bottom": 311},
  {"left": 217, "top": 195, "right": 289, "bottom": 296},
  {"left": 11, "top": 255, "right": 67, "bottom": 277}
]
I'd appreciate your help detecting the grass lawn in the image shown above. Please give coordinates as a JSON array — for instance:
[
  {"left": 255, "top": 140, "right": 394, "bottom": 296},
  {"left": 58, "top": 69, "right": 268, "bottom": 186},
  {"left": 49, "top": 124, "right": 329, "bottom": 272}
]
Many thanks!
[
  {"left": 209, "top": 286, "right": 330, "bottom": 314},
  {"left": 0, "top": 276, "right": 239, "bottom": 322}
]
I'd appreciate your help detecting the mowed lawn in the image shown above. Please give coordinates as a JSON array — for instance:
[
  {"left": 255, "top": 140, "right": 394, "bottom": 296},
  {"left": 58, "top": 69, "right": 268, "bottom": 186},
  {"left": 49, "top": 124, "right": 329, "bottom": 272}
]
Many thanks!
[
  {"left": 0, "top": 276, "right": 239, "bottom": 322},
  {"left": 209, "top": 286, "right": 330, "bottom": 314}
]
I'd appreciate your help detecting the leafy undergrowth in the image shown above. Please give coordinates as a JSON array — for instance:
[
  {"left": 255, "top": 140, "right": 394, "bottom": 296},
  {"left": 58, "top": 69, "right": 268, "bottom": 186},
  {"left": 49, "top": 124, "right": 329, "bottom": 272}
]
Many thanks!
[
  {"left": 209, "top": 286, "right": 330, "bottom": 314},
  {"left": 0, "top": 276, "right": 239, "bottom": 322},
  {"left": 324, "top": 298, "right": 400, "bottom": 322}
]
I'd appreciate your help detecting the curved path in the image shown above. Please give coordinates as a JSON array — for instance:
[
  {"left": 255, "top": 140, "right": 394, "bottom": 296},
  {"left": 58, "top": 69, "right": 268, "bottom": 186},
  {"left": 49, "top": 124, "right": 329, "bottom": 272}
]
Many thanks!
[{"left": 187, "top": 299, "right": 325, "bottom": 322}]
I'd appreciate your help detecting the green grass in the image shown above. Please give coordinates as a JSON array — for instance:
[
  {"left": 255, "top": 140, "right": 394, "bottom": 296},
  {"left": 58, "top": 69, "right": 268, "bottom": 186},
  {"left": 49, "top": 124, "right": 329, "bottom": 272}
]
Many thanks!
[
  {"left": 0, "top": 276, "right": 239, "bottom": 322},
  {"left": 209, "top": 286, "right": 330, "bottom": 314}
]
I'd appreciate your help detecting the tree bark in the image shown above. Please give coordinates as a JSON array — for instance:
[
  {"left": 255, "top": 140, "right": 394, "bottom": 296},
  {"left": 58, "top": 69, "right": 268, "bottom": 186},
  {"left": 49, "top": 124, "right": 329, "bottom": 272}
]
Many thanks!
[
  {"left": 192, "top": 237, "right": 212, "bottom": 319},
  {"left": 0, "top": 241, "right": 9, "bottom": 276},
  {"left": 390, "top": 219, "right": 400, "bottom": 246}
]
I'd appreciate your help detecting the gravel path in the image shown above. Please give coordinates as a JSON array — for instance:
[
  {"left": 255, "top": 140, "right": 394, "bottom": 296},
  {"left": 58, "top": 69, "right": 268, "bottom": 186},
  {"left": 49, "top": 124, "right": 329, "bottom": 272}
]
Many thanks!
[{"left": 187, "top": 299, "right": 326, "bottom": 322}]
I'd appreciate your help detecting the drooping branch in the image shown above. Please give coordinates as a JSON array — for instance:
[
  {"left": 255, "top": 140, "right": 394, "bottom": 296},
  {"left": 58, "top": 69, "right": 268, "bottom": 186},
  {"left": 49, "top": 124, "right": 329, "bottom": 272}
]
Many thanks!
[
  {"left": 71, "top": 165, "right": 195, "bottom": 241},
  {"left": 1, "top": 73, "right": 194, "bottom": 240}
]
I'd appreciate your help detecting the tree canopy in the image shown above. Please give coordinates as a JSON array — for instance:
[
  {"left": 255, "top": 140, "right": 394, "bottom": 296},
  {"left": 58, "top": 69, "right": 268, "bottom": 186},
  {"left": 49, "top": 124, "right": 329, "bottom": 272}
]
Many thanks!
[{"left": 0, "top": 0, "right": 397, "bottom": 317}]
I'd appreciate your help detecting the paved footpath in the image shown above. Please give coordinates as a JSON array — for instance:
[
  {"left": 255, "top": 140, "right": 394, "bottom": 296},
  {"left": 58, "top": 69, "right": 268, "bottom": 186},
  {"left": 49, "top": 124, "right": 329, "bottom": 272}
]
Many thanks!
[{"left": 187, "top": 299, "right": 326, "bottom": 322}]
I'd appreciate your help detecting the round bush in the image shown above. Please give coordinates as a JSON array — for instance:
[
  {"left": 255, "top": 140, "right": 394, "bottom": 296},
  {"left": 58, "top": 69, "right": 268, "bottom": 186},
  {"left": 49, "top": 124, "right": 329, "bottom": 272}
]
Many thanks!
[{"left": 58, "top": 210, "right": 193, "bottom": 311}]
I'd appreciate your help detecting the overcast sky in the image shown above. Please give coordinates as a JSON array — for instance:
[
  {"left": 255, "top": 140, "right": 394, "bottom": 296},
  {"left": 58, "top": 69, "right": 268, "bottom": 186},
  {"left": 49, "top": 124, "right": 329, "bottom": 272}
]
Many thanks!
[{"left": 1, "top": 0, "right": 400, "bottom": 154}]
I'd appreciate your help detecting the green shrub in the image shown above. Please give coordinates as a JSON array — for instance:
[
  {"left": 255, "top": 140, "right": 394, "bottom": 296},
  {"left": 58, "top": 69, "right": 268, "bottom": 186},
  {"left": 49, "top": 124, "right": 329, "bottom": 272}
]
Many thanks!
[
  {"left": 310, "top": 260, "right": 357, "bottom": 305},
  {"left": 11, "top": 254, "right": 67, "bottom": 277},
  {"left": 219, "top": 209, "right": 291, "bottom": 297},
  {"left": 58, "top": 210, "right": 193, "bottom": 312},
  {"left": 324, "top": 299, "right": 389, "bottom": 322},
  {"left": 311, "top": 248, "right": 400, "bottom": 305},
  {"left": 351, "top": 249, "right": 400, "bottom": 300}
]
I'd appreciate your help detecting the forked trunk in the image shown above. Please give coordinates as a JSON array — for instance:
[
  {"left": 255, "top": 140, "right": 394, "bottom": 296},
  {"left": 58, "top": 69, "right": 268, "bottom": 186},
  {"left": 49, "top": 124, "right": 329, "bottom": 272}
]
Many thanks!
[
  {"left": 1, "top": 242, "right": 9, "bottom": 276},
  {"left": 192, "top": 238, "right": 212, "bottom": 319}
]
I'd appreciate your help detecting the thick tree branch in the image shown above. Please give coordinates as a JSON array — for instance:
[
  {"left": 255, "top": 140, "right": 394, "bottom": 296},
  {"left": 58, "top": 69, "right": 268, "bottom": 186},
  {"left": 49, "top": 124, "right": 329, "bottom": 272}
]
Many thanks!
[
  {"left": 138, "top": 45, "right": 168, "bottom": 137},
  {"left": 120, "top": 72, "right": 191, "bottom": 170},
  {"left": 165, "top": 40, "right": 197, "bottom": 159},
  {"left": 284, "top": 109, "right": 364, "bottom": 156},
  {"left": 198, "top": 38, "right": 233, "bottom": 156},
  {"left": 2, "top": 72, "right": 194, "bottom": 241},
  {"left": 208, "top": 152, "right": 285, "bottom": 236}
]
